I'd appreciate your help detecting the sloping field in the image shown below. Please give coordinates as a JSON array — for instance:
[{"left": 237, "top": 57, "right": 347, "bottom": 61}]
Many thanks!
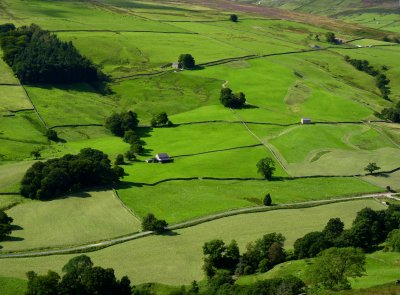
[
  {"left": 1, "top": 190, "right": 141, "bottom": 252},
  {"left": 0, "top": 199, "right": 385, "bottom": 284}
]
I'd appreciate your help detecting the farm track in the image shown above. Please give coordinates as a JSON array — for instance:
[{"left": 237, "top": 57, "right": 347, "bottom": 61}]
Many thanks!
[
  {"left": 0, "top": 192, "right": 395, "bottom": 258},
  {"left": 50, "top": 29, "right": 198, "bottom": 35}
]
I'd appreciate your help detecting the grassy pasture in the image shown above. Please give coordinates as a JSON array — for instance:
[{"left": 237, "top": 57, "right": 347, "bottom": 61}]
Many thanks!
[
  {"left": 65, "top": 136, "right": 130, "bottom": 158},
  {"left": 338, "top": 13, "right": 400, "bottom": 33},
  {"left": 118, "top": 177, "right": 381, "bottom": 223},
  {"left": 237, "top": 251, "right": 400, "bottom": 290},
  {"left": 1, "top": 190, "right": 140, "bottom": 252},
  {"left": 0, "top": 277, "right": 27, "bottom": 295},
  {"left": 0, "top": 86, "right": 32, "bottom": 114},
  {"left": 363, "top": 170, "right": 400, "bottom": 191},
  {"left": 112, "top": 74, "right": 221, "bottom": 122},
  {"left": 25, "top": 84, "right": 117, "bottom": 127},
  {"left": 0, "top": 199, "right": 385, "bottom": 285},
  {"left": 0, "top": 0, "right": 188, "bottom": 32},
  {"left": 0, "top": 54, "right": 18, "bottom": 84},
  {"left": 0, "top": 161, "right": 34, "bottom": 194},
  {"left": 58, "top": 31, "right": 249, "bottom": 76}
]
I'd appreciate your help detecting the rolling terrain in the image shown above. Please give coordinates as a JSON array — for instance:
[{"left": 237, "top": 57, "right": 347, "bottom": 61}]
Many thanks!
[{"left": 0, "top": 0, "right": 399, "bottom": 293}]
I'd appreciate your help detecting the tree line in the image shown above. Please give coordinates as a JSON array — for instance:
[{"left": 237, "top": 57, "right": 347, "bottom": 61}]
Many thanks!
[
  {"left": 344, "top": 56, "right": 391, "bottom": 100},
  {"left": 20, "top": 148, "right": 124, "bottom": 200},
  {"left": 0, "top": 23, "right": 105, "bottom": 85},
  {"left": 293, "top": 204, "right": 400, "bottom": 259},
  {"left": 0, "top": 209, "right": 13, "bottom": 249}
]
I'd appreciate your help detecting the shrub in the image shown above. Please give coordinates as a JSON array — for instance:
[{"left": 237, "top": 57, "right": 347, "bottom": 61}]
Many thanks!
[
  {"left": 150, "top": 112, "right": 172, "bottom": 127},
  {"left": 263, "top": 193, "right": 272, "bottom": 206},
  {"left": 178, "top": 54, "right": 195, "bottom": 69},
  {"left": 46, "top": 129, "right": 58, "bottom": 142},
  {"left": 115, "top": 154, "right": 124, "bottom": 165},
  {"left": 142, "top": 213, "right": 168, "bottom": 233},
  {"left": 230, "top": 14, "right": 238, "bottom": 22}
]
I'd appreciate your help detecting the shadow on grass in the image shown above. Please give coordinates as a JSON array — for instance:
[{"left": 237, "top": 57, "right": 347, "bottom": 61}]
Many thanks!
[
  {"left": 4, "top": 236, "right": 24, "bottom": 242},
  {"left": 11, "top": 224, "right": 23, "bottom": 231},
  {"left": 159, "top": 230, "right": 179, "bottom": 236}
]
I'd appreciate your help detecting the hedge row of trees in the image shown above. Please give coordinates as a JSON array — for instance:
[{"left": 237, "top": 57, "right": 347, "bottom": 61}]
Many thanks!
[
  {"left": 0, "top": 210, "right": 13, "bottom": 248},
  {"left": 202, "top": 232, "right": 286, "bottom": 279},
  {"left": 0, "top": 24, "right": 104, "bottom": 84},
  {"left": 377, "top": 101, "right": 400, "bottom": 123},
  {"left": 294, "top": 205, "right": 400, "bottom": 259},
  {"left": 20, "top": 148, "right": 124, "bottom": 200},
  {"left": 344, "top": 56, "right": 391, "bottom": 100}
]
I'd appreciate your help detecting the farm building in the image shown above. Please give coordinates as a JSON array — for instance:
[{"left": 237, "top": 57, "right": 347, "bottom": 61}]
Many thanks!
[
  {"left": 172, "top": 62, "right": 180, "bottom": 69},
  {"left": 301, "top": 118, "right": 312, "bottom": 124},
  {"left": 155, "top": 153, "right": 171, "bottom": 163}
]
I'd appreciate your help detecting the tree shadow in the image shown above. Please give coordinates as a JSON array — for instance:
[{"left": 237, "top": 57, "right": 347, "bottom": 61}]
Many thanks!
[
  {"left": 136, "top": 127, "right": 153, "bottom": 139},
  {"left": 242, "top": 104, "right": 259, "bottom": 109},
  {"left": 11, "top": 224, "right": 23, "bottom": 231},
  {"left": 3, "top": 236, "right": 24, "bottom": 242},
  {"left": 159, "top": 230, "right": 179, "bottom": 236}
]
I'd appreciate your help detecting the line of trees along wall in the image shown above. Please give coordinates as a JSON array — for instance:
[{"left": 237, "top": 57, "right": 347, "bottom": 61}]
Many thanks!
[{"left": 0, "top": 23, "right": 104, "bottom": 84}]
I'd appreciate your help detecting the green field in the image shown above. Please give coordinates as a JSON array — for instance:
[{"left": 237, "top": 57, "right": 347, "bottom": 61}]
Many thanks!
[
  {"left": 1, "top": 190, "right": 140, "bottom": 252},
  {"left": 0, "top": 277, "right": 27, "bottom": 295},
  {"left": 0, "top": 199, "right": 385, "bottom": 285}
]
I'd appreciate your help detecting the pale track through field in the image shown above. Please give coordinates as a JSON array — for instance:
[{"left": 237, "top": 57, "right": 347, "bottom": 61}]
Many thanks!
[{"left": 0, "top": 192, "right": 396, "bottom": 258}]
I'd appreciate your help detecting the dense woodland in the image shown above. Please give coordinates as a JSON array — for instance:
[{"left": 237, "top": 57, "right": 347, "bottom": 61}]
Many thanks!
[
  {"left": 20, "top": 148, "right": 124, "bottom": 200},
  {"left": 0, "top": 23, "right": 103, "bottom": 84}
]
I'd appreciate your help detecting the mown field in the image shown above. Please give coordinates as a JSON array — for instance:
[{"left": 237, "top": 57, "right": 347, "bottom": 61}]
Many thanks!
[
  {"left": 0, "top": 199, "right": 385, "bottom": 285},
  {"left": 1, "top": 190, "right": 141, "bottom": 252}
]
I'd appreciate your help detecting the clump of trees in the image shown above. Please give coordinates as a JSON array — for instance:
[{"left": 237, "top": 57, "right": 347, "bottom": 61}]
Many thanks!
[
  {"left": 344, "top": 56, "right": 391, "bottom": 100},
  {"left": 256, "top": 157, "right": 276, "bottom": 180},
  {"left": 294, "top": 205, "right": 400, "bottom": 259},
  {"left": 178, "top": 54, "right": 195, "bottom": 69},
  {"left": 142, "top": 213, "right": 168, "bottom": 233},
  {"left": 20, "top": 148, "right": 124, "bottom": 200},
  {"left": 219, "top": 88, "right": 246, "bottom": 109},
  {"left": 325, "top": 32, "right": 337, "bottom": 44},
  {"left": 0, "top": 24, "right": 104, "bottom": 84},
  {"left": 202, "top": 233, "right": 286, "bottom": 278},
  {"left": 0, "top": 210, "right": 13, "bottom": 245},
  {"left": 46, "top": 129, "right": 59, "bottom": 142},
  {"left": 151, "top": 112, "right": 172, "bottom": 127},
  {"left": 26, "top": 255, "right": 132, "bottom": 295},
  {"left": 105, "top": 111, "right": 139, "bottom": 137},
  {"left": 307, "top": 247, "right": 366, "bottom": 291}
]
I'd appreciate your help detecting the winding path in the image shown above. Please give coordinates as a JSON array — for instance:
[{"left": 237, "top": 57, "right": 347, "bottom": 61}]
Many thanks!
[{"left": 0, "top": 192, "right": 395, "bottom": 259}]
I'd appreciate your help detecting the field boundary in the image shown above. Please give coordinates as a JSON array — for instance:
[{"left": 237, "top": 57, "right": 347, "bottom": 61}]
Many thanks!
[
  {"left": 0, "top": 193, "right": 393, "bottom": 258},
  {"left": 51, "top": 29, "right": 199, "bottom": 34}
]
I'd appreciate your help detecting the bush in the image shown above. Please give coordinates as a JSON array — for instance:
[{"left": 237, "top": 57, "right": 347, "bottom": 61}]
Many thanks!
[
  {"left": 142, "top": 213, "right": 168, "bottom": 233},
  {"left": 115, "top": 154, "right": 124, "bottom": 165},
  {"left": 263, "top": 193, "right": 272, "bottom": 206},
  {"left": 46, "top": 129, "right": 58, "bottom": 142},
  {"left": 230, "top": 14, "right": 238, "bottom": 22},
  {"left": 219, "top": 87, "right": 246, "bottom": 109},
  {"left": 150, "top": 112, "right": 172, "bottom": 127},
  {"left": 0, "top": 210, "right": 13, "bottom": 241},
  {"left": 124, "top": 150, "right": 136, "bottom": 161},
  {"left": 178, "top": 54, "right": 195, "bottom": 69}
]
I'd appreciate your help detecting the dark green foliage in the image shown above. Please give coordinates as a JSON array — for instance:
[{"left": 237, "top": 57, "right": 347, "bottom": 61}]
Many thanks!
[
  {"left": 230, "top": 14, "right": 238, "bottom": 22},
  {"left": 240, "top": 233, "right": 286, "bottom": 275},
  {"left": 307, "top": 247, "right": 365, "bottom": 290},
  {"left": 294, "top": 206, "right": 400, "bottom": 259},
  {"left": 0, "top": 209, "right": 13, "bottom": 241},
  {"left": 142, "top": 213, "right": 168, "bottom": 233},
  {"left": 27, "top": 255, "right": 132, "bottom": 295},
  {"left": 364, "top": 162, "right": 380, "bottom": 174},
  {"left": 26, "top": 270, "right": 60, "bottom": 295},
  {"left": 202, "top": 239, "right": 240, "bottom": 277},
  {"left": 203, "top": 273, "right": 304, "bottom": 295},
  {"left": 0, "top": 23, "right": 15, "bottom": 33},
  {"left": 344, "top": 56, "right": 391, "bottom": 99},
  {"left": 256, "top": 157, "right": 276, "bottom": 180},
  {"left": 178, "top": 54, "right": 195, "bottom": 69},
  {"left": 105, "top": 111, "right": 139, "bottom": 137},
  {"left": 20, "top": 148, "right": 124, "bottom": 200},
  {"left": 263, "top": 193, "right": 272, "bottom": 206},
  {"left": 125, "top": 150, "right": 137, "bottom": 161},
  {"left": 46, "top": 129, "right": 58, "bottom": 142},
  {"left": 130, "top": 142, "right": 144, "bottom": 155},
  {"left": 30, "top": 149, "right": 41, "bottom": 160},
  {"left": 0, "top": 24, "right": 103, "bottom": 84},
  {"left": 325, "top": 32, "right": 336, "bottom": 43},
  {"left": 151, "top": 112, "right": 172, "bottom": 127},
  {"left": 123, "top": 130, "right": 139, "bottom": 144},
  {"left": 115, "top": 154, "right": 124, "bottom": 165},
  {"left": 385, "top": 229, "right": 400, "bottom": 252},
  {"left": 219, "top": 88, "right": 246, "bottom": 109},
  {"left": 379, "top": 101, "right": 400, "bottom": 123}
]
